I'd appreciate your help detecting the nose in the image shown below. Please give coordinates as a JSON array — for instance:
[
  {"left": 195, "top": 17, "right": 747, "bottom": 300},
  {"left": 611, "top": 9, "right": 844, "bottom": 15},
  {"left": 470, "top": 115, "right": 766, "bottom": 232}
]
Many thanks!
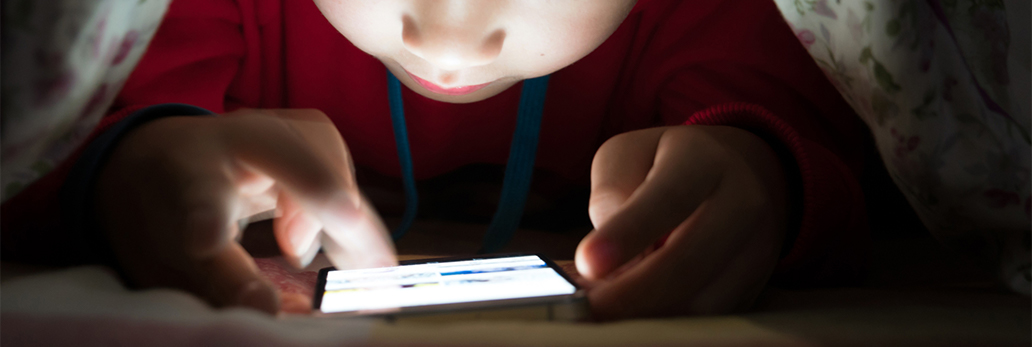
[{"left": 402, "top": 1, "right": 505, "bottom": 71}]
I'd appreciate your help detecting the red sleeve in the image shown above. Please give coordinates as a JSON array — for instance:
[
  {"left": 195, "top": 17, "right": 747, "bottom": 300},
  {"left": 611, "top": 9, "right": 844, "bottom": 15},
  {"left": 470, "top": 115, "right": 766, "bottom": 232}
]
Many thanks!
[
  {"left": 1, "top": 0, "right": 247, "bottom": 264},
  {"left": 627, "top": 0, "right": 869, "bottom": 285},
  {"left": 682, "top": 103, "right": 868, "bottom": 286},
  {"left": 111, "top": 0, "right": 246, "bottom": 113},
  {"left": 2, "top": 107, "right": 142, "bottom": 264}
]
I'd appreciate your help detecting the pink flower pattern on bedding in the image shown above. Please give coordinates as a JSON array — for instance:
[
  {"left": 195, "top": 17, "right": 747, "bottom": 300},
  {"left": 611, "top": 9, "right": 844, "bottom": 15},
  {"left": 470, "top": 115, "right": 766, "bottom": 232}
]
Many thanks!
[
  {"left": 1, "top": 0, "right": 171, "bottom": 201},
  {"left": 775, "top": 0, "right": 1030, "bottom": 294}
]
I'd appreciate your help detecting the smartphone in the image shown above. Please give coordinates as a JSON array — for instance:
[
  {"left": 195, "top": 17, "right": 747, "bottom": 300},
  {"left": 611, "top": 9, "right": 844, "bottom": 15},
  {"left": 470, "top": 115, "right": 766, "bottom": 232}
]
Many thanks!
[{"left": 312, "top": 253, "right": 588, "bottom": 322}]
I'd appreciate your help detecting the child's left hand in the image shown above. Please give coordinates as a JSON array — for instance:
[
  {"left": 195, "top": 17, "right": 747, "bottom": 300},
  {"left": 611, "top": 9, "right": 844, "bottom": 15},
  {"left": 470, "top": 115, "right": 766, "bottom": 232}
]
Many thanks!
[{"left": 576, "top": 125, "right": 789, "bottom": 320}]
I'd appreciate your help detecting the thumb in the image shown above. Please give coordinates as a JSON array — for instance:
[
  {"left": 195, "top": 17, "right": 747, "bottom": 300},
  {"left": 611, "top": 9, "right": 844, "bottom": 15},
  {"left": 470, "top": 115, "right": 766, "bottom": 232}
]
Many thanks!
[
  {"left": 198, "top": 242, "right": 280, "bottom": 314},
  {"left": 578, "top": 129, "right": 662, "bottom": 280},
  {"left": 577, "top": 127, "right": 723, "bottom": 281}
]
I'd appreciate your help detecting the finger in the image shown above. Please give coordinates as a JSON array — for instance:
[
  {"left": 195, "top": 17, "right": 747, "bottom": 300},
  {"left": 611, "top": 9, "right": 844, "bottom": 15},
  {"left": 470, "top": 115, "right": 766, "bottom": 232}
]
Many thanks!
[
  {"left": 220, "top": 109, "right": 356, "bottom": 204},
  {"left": 194, "top": 242, "right": 280, "bottom": 314},
  {"left": 273, "top": 192, "right": 323, "bottom": 268},
  {"left": 139, "top": 190, "right": 279, "bottom": 314},
  {"left": 233, "top": 169, "right": 279, "bottom": 243},
  {"left": 577, "top": 127, "right": 726, "bottom": 280},
  {"left": 170, "top": 167, "right": 243, "bottom": 260},
  {"left": 587, "top": 172, "right": 772, "bottom": 320},
  {"left": 683, "top": 225, "right": 781, "bottom": 315},
  {"left": 587, "top": 128, "right": 664, "bottom": 229},
  {"left": 280, "top": 292, "right": 315, "bottom": 314},
  {"left": 170, "top": 179, "right": 281, "bottom": 313},
  {"left": 217, "top": 110, "right": 396, "bottom": 267},
  {"left": 674, "top": 165, "right": 786, "bottom": 314},
  {"left": 321, "top": 194, "right": 397, "bottom": 270}
]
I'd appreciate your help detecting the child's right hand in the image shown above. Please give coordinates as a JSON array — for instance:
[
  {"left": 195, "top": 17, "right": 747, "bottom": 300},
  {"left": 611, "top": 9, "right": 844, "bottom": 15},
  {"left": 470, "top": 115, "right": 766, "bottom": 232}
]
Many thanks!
[{"left": 93, "top": 108, "right": 396, "bottom": 314}]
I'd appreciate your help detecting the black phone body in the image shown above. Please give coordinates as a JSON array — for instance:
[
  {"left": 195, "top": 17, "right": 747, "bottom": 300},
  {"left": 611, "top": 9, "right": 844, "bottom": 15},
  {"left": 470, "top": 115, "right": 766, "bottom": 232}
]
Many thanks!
[{"left": 313, "top": 253, "right": 588, "bottom": 321}]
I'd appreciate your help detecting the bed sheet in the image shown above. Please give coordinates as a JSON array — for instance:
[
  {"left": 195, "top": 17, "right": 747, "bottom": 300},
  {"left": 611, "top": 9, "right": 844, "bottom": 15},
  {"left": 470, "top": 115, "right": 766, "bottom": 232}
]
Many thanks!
[{"left": 3, "top": 251, "right": 1028, "bottom": 347}]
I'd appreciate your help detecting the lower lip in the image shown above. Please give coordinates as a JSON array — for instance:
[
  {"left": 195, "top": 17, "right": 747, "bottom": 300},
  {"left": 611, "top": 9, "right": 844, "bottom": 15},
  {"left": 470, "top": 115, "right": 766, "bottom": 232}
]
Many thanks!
[{"left": 404, "top": 70, "right": 491, "bottom": 96}]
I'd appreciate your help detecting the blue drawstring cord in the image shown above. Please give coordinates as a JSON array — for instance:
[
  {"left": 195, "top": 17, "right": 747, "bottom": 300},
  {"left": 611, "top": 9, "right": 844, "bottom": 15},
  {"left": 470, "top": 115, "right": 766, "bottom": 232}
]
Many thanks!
[
  {"left": 386, "top": 72, "right": 419, "bottom": 240},
  {"left": 385, "top": 71, "right": 550, "bottom": 252},
  {"left": 478, "top": 75, "right": 549, "bottom": 253}
]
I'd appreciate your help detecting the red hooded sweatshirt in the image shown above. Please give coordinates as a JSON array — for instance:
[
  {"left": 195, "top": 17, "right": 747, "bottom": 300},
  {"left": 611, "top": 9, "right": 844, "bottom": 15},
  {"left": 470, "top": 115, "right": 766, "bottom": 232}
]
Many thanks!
[{"left": 2, "top": 0, "right": 868, "bottom": 285}]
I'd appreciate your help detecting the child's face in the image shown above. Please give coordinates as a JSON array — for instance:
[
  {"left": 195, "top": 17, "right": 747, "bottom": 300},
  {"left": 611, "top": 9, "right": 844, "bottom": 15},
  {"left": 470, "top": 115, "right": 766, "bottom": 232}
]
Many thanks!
[{"left": 314, "top": 0, "right": 636, "bottom": 103}]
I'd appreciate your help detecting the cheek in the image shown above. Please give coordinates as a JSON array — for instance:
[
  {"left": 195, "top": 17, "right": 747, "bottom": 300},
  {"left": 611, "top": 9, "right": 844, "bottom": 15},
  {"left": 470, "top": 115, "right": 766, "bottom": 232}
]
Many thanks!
[
  {"left": 516, "top": 27, "right": 610, "bottom": 74},
  {"left": 500, "top": 3, "right": 633, "bottom": 77},
  {"left": 313, "top": 1, "right": 403, "bottom": 57},
  {"left": 498, "top": 34, "right": 590, "bottom": 78}
]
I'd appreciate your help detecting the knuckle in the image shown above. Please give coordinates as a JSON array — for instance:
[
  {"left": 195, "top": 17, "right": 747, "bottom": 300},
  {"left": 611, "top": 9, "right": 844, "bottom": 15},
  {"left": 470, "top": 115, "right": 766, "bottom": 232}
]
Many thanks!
[
  {"left": 293, "top": 108, "right": 333, "bottom": 123},
  {"left": 298, "top": 108, "right": 329, "bottom": 117},
  {"left": 599, "top": 127, "right": 653, "bottom": 154},
  {"left": 667, "top": 124, "right": 700, "bottom": 139},
  {"left": 176, "top": 173, "right": 234, "bottom": 215},
  {"left": 587, "top": 202, "right": 606, "bottom": 226},
  {"left": 587, "top": 195, "right": 617, "bottom": 228},
  {"left": 686, "top": 131, "right": 726, "bottom": 158},
  {"left": 120, "top": 118, "right": 194, "bottom": 162},
  {"left": 596, "top": 132, "right": 628, "bottom": 157},
  {"left": 734, "top": 179, "right": 771, "bottom": 217}
]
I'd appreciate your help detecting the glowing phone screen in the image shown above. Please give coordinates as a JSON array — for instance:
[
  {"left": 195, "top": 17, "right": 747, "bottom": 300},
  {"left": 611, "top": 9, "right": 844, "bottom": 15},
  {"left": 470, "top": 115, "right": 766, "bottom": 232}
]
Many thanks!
[{"left": 319, "top": 255, "right": 576, "bottom": 313}]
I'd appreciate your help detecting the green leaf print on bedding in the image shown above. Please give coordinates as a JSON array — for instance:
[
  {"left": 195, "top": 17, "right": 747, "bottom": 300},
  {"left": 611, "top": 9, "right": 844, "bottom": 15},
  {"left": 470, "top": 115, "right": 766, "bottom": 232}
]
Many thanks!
[{"left": 860, "top": 46, "right": 902, "bottom": 94}]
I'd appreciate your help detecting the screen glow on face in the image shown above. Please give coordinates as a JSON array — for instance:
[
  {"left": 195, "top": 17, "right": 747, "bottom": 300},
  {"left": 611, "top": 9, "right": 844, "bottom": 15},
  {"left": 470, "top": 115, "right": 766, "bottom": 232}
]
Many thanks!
[{"left": 319, "top": 255, "right": 576, "bottom": 313}]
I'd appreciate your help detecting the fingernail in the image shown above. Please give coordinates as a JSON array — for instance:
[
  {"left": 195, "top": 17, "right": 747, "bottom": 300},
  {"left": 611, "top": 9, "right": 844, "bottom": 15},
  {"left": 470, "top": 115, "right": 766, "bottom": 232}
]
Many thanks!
[
  {"left": 588, "top": 237, "right": 622, "bottom": 277},
  {"left": 290, "top": 227, "right": 318, "bottom": 259},
  {"left": 347, "top": 192, "right": 362, "bottom": 210},
  {"left": 297, "top": 237, "right": 321, "bottom": 269},
  {"left": 326, "top": 190, "right": 361, "bottom": 211},
  {"left": 236, "top": 280, "right": 278, "bottom": 314},
  {"left": 316, "top": 192, "right": 363, "bottom": 228}
]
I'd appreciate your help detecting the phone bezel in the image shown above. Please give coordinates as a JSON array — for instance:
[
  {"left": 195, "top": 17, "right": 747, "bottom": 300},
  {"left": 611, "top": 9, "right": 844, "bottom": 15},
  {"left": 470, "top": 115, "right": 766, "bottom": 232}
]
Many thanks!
[{"left": 311, "top": 252, "right": 585, "bottom": 318}]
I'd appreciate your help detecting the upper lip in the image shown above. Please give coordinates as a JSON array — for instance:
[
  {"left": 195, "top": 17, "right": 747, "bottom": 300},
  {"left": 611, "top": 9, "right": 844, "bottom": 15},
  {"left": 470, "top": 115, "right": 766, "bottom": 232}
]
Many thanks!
[{"left": 403, "top": 69, "right": 491, "bottom": 96}]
